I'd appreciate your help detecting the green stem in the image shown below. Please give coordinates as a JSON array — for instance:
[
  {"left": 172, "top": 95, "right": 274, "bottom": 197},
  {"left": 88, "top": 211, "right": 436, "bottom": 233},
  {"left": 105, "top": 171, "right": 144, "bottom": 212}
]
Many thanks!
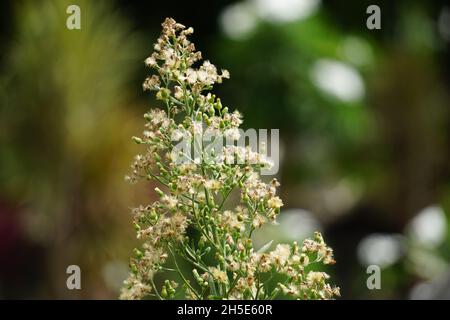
[{"left": 168, "top": 244, "right": 201, "bottom": 299}]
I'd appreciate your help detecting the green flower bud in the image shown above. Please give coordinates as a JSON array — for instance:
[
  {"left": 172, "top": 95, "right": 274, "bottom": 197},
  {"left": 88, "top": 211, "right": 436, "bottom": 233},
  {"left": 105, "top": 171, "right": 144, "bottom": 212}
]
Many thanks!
[
  {"left": 161, "top": 287, "right": 168, "bottom": 298},
  {"left": 214, "top": 98, "right": 222, "bottom": 110},
  {"left": 154, "top": 187, "right": 164, "bottom": 196},
  {"left": 133, "top": 248, "right": 143, "bottom": 259},
  {"left": 132, "top": 136, "right": 144, "bottom": 144},
  {"left": 149, "top": 208, "right": 158, "bottom": 222},
  {"left": 192, "top": 269, "right": 200, "bottom": 280},
  {"left": 198, "top": 237, "right": 205, "bottom": 249},
  {"left": 156, "top": 88, "right": 170, "bottom": 101}
]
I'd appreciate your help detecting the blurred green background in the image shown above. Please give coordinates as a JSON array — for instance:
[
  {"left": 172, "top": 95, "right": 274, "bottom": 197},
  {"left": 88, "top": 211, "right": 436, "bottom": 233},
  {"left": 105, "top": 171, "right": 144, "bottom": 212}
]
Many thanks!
[{"left": 0, "top": 0, "right": 449, "bottom": 299}]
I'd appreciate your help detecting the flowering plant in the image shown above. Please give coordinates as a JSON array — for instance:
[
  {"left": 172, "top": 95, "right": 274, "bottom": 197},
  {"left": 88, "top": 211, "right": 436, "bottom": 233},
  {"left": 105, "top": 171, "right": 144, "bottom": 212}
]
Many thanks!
[{"left": 120, "top": 18, "right": 340, "bottom": 300}]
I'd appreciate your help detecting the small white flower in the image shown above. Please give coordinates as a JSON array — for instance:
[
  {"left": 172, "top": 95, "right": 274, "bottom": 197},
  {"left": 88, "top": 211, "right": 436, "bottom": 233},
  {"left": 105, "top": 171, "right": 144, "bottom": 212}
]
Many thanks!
[
  {"left": 269, "top": 244, "right": 291, "bottom": 267},
  {"left": 186, "top": 68, "right": 197, "bottom": 84},
  {"left": 162, "top": 195, "right": 178, "bottom": 209},
  {"left": 209, "top": 267, "right": 228, "bottom": 284},
  {"left": 267, "top": 196, "right": 283, "bottom": 209},
  {"left": 197, "top": 70, "right": 208, "bottom": 83},
  {"left": 221, "top": 69, "right": 230, "bottom": 79},
  {"left": 174, "top": 86, "right": 183, "bottom": 100},
  {"left": 205, "top": 179, "right": 221, "bottom": 191},
  {"left": 145, "top": 56, "right": 157, "bottom": 67}
]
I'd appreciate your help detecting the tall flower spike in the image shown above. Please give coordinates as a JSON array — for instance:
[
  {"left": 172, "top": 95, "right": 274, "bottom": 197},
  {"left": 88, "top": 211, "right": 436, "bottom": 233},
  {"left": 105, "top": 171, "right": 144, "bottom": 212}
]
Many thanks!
[{"left": 120, "top": 18, "right": 339, "bottom": 300}]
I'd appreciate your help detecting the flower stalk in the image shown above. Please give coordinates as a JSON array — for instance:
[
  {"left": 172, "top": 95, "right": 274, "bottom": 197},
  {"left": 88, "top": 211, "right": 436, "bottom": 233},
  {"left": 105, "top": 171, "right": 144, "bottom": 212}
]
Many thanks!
[{"left": 120, "top": 18, "right": 340, "bottom": 300}]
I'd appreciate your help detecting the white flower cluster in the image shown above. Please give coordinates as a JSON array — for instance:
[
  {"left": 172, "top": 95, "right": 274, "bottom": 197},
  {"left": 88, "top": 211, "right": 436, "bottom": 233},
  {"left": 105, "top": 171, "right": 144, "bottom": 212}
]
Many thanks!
[{"left": 120, "top": 18, "right": 339, "bottom": 300}]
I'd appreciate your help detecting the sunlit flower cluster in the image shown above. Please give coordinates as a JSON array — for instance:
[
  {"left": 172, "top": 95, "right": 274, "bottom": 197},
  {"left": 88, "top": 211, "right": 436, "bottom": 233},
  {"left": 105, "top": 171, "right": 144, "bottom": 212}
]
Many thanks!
[{"left": 120, "top": 18, "right": 339, "bottom": 300}]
